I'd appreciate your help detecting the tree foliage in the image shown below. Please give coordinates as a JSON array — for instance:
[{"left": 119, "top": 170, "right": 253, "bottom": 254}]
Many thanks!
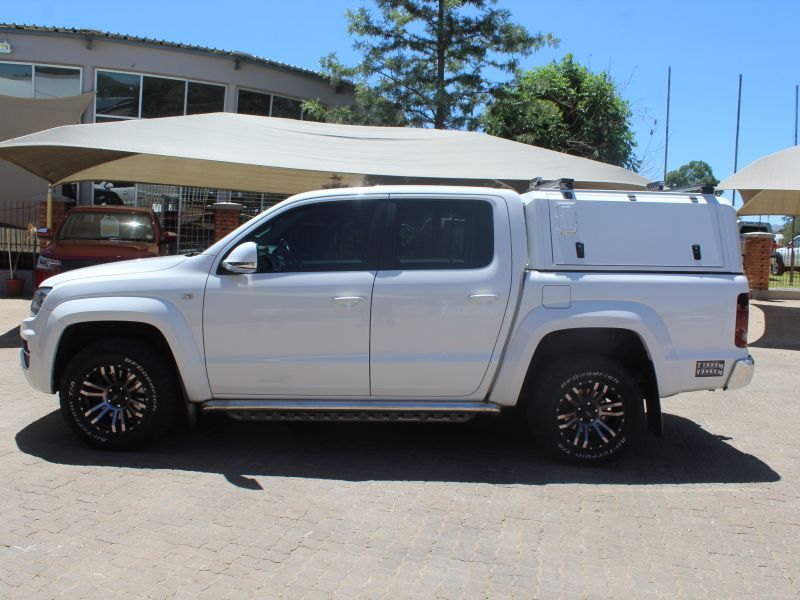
[
  {"left": 309, "top": 0, "right": 557, "bottom": 129},
  {"left": 483, "top": 54, "right": 638, "bottom": 170},
  {"left": 665, "top": 160, "right": 719, "bottom": 188}
]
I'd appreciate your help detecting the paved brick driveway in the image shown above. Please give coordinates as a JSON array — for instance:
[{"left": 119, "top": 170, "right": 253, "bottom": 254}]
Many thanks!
[{"left": 0, "top": 299, "right": 798, "bottom": 599}]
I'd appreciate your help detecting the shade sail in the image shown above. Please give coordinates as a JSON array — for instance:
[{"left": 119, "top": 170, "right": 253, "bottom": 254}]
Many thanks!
[
  {"left": 0, "top": 112, "right": 649, "bottom": 194},
  {"left": 718, "top": 145, "right": 800, "bottom": 215}
]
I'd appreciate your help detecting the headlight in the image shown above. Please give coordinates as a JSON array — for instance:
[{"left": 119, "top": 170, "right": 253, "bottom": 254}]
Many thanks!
[
  {"left": 30, "top": 287, "right": 52, "bottom": 316},
  {"left": 37, "top": 256, "right": 62, "bottom": 271}
]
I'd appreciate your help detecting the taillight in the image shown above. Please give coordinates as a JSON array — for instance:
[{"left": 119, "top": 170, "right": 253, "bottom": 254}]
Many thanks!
[{"left": 735, "top": 293, "right": 749, "bottom": 348}]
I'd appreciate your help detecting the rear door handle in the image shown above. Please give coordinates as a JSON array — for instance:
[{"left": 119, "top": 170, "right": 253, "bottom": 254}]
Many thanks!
[
  {"left": 332, "top": 296, "right": 367, "bottom": 306},
  {"left": 469, "top": 293, "right": 500, "bottom": 302}
]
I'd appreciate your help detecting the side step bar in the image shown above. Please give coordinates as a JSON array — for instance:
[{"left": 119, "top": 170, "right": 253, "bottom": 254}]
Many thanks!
[{"left": 200, "top": 399, "right": 501, "bottom": 422}]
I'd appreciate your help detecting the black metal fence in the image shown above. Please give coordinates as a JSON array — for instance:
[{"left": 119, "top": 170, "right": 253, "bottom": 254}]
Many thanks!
[{"left": 0, "top": 200, "right": 38, "bottom": 271}]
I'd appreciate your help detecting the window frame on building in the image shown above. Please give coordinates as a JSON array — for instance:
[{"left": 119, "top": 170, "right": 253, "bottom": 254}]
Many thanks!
[
  {"left": 93, "top": 68, "right": 227, "bottom": 122},
  {"left": 0, "top": 60, "right": 83, "bottom": 99},
  {"left": 235, "top": 86, "right": 317, "bottom": 121}
]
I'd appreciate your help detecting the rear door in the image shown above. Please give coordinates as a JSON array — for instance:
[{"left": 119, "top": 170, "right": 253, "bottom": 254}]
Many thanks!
[{"left": 370, "top": 194, "right": 512, "bottom": 397}]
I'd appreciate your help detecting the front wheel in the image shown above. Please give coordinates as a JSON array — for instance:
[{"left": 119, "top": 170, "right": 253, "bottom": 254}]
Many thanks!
[
  {"left": 59, "top": 338, "right": 179, "bottom": 449},
  {"left": 527, "top": 356, "right": 643, "bottom": 465}
]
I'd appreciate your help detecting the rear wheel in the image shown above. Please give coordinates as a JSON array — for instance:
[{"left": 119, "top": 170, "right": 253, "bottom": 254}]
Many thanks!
[
  {"left": 527, "top": 356, "right": 643, "bottom": 465},
  {"left": 59, "top": 338, "right": 179, "bottom": 449}
]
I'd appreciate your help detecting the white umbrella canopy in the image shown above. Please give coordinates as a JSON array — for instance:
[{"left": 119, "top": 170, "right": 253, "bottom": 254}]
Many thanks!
[
  {"left": 718, "top": 145, "right": 800, "bottom": 215},
  {"left": 0, "top": 112, "right": 649, "bottom": 194}
]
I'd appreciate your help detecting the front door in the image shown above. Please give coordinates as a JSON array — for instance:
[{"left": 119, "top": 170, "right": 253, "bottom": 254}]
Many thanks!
[
  {"left": 370, "top": 195, "right": 512, "bottom": 397},
  {"left": 204, "top": 198, "right": 382, "bottom": 396}
]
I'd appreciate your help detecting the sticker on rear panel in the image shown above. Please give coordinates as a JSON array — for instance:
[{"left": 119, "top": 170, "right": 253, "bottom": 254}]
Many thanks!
[{"left": 695, "top": 360, "right": 725, "bottom": 377}]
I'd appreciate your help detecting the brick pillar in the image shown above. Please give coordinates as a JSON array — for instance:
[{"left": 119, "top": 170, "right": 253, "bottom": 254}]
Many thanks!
[
  {"left": 743, "top": 232, "right": 774, "bottom": 291},
  {"left": 37, "top": 197, "right": 71, "bottom": 247},
  {"left": 213, "top": 202, "right": 243, "bottom": 242}
]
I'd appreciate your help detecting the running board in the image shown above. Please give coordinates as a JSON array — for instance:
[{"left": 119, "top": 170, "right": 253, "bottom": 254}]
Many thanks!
[{"left": 200, "top": 400, "right": 501, "bottom": 422}]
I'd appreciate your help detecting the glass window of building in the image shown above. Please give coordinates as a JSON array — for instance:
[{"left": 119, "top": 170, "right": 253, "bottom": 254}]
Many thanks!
[
  {"left": 0, "top": 62, "right": 32, "bottom": 97},
  {"left": 0, "top": 62, "right": 81, "bottom": 99},
  {"left": 237, "top": 89, "right": 270, "bottom": 116},
  {"left": 141, "top": 76, "right": 185, "bottom": 118},
  {"left": 271, "top": 95, "right": 303, "bottom": 120},
  {"left": 96, "top": 71, "right": 141, "bottom": 118},
  {"left": 186, "top": 81, "right": 225, "bottom": 115},
  {"left": 33, "top": 65, "right": 81, "bottom": 99},
  {"left": 96, "top": 70, "right": 225, "bottom": 121}
]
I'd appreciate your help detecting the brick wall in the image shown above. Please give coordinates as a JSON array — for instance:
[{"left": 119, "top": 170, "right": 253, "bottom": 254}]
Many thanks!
[
  {"left": 213, "top": 202, "right": 243, "bottom": 242},
  {"left": 37, "top": 199, "right": 70, "bottom": 246},
  {"left": 743, "top": 233, "right": 773, "bottom": 291}
]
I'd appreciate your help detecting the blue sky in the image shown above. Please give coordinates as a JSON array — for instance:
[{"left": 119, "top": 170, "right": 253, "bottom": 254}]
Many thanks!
[{"left": 4, "top": 0, "right": 800, "bottom": 204}]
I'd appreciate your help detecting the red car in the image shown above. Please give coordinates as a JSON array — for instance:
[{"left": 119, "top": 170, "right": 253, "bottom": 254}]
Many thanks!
[{"left": 36, "top": 206, "right": 175, "bottom": 285}]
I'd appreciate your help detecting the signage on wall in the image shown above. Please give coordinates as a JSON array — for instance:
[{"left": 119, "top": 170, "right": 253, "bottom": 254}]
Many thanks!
[{"left": 0, "top": 41, "right": 11, "bottom": 54}]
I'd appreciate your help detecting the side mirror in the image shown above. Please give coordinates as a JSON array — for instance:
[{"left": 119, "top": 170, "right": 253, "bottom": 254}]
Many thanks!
[
  {"left": 36, "top": 227, "right": 52, "bottom": 240},
  {"left": 160, "top": 231, "right": 178, "bottom": 244},
  {"left": 221, "top": 241, "right": 258, "bottom": 274}
]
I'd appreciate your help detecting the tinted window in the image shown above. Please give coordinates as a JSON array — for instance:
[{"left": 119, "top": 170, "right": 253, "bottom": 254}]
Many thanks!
[
  {"left": 141, "top": 76, "right": 185, "bottom": 118},
  {"left": 271, "top": 95, "right": 303, "bottom": 119},
  {"left": 390, "top": 200, "right": 493, "bottom": 269},
  {"left": 186, "top": 81, "right": 225, "bottom": 114},
  {"left": 248, "top": 201, "right": 377, "bottom": 272},
  {"left": 237, "top": 89, "right": 270, "bottom": 116},
  {"left": 96, "top": 71, "right": 140, "bottom": 118},
  {"left": 34, "top": 65, "right": 81, "bottom": 99},
  {"left": 0, "top": 62, "right": 32, "bottom": 97}
]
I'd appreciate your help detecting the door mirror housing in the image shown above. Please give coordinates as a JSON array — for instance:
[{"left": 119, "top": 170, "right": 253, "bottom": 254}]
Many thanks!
[
  {"left": 221, "top": 241, "right": 258, "bottom": 274},
  {"left": 36, "top": 227, "right": 52, "bottom": 240},
  {"left": 160, "top": 231, "right": 178, "bottom": 245}
]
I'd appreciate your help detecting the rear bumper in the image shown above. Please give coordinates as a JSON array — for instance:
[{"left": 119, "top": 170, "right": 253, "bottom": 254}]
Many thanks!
[{"left": 724, "top": 355, "right": 755, "bottom": 390}]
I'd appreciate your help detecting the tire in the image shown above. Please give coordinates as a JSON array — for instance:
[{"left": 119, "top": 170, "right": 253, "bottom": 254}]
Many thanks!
[
  {"left": 772, "top": 256, "right": 784, "bottom": 276},
  {"left": 527, "top": 356, "right": 643, "bottom": 466},
  {"left": 59, "top": 338, "right": 179, "bottom": 449}
]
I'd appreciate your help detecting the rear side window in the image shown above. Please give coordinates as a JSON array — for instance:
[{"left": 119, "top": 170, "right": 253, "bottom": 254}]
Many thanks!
[
  {"left": 388, "top": 200, "right": 493, "bottom": 270},
  {"left": 247, "top": 200, "right": 378, "bottom": 272}
]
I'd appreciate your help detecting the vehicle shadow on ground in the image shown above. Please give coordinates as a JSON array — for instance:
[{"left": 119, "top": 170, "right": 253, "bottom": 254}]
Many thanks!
[
  {"left": 15, "top": 409, "right": 779, "bottom": 488},
  {"left": 750, "top": 302, "right": 800, "bottom": 350},
  {"left": 0, "top": 327, "right": 21, "bottom": 349}
]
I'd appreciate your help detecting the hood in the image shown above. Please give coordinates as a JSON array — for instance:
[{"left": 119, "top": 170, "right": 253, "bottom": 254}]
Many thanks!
[
  {"left": 42, "top": 239, "right": 158, "bottom": 260},
  {"left": 43, "top": 255, "right": 187, "bottom": 286}
]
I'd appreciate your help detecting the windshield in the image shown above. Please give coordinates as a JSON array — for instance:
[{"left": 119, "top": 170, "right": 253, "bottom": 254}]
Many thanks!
[{"left": 58, "top": 212, "right": 155, "bottom": 242}]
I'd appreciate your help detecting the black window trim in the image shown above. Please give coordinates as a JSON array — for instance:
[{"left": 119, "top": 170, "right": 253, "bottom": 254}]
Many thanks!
[{"left": 379, "top": 197, "right": 495, "bottom": 271}]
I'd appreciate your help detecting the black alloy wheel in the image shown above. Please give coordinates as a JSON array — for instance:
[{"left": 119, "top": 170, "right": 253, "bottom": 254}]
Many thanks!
[
  {"left": 528, "top": 356, "right": 642, "bottom": 465},
  {"left": 60, "top": 338, "right": 178, "bottom": 449}
]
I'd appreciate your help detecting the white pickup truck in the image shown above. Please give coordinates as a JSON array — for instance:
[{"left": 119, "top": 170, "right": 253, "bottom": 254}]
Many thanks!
[{"left": 20, "top": 184, "right": 754, "bottom": 465}]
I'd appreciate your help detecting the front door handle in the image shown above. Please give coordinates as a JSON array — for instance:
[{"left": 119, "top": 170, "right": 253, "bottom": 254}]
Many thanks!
[
  {"left": 332, "top": 296, "right": 367, "bottom": 306},
  {"left": 469, "top": 293, "right": 500, "bottom": 302}
]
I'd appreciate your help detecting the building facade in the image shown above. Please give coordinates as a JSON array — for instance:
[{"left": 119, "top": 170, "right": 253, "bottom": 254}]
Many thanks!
[{"left": 0, "top": 24, "right": 354, "bottom": 254}]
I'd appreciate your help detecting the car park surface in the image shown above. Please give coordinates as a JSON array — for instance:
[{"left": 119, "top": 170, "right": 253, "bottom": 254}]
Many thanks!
[{"left": 0, "top": 298, "right": 798, "bottom": 598}]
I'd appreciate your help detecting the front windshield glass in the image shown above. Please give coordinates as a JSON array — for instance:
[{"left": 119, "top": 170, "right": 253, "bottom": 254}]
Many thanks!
[{"left": 58, "top": 212, "right": 155, "bottom": 242}]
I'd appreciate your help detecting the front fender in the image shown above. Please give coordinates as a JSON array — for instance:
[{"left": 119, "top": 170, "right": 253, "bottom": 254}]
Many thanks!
[
  {"left": 44, "top": 296, "right": 211, "bottom": 401},
  {"left": 488, "top": 300, "right": 672, "bottom": 406}
]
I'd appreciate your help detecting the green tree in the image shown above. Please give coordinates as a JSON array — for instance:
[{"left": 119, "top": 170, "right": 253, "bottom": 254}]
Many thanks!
[
  {"left": 483, "top": 54, "right": 638, "bottom": 170},
  {"left": 308, "top": 0, "right": 557, "bottom": 130},
  {"left": 665, "top": 160, "right": 719, "bottom": 188}
]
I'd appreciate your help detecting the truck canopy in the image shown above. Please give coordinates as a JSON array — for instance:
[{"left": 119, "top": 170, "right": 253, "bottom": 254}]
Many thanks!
[{"left": 522, "top": 189, "right": 742, "bottom": 273}]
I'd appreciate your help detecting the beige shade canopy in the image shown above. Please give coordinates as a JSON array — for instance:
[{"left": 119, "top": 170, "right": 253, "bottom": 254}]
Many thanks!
[
  {"left": 0, "top": 112, "right": 649, "bottom": 194},
  {"left": 718, "top": 145, "right": 800, "bottom": 215}
]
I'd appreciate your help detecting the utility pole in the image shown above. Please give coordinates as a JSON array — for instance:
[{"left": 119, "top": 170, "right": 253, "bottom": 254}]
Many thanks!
[
  {"left": 732, "top": 74, "right": 743, "bottom": 208},
  {"left": 662, "top": 66, "right": 671, "bottom": 186}
]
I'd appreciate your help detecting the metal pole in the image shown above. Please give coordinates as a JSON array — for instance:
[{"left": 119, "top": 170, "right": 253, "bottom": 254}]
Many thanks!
[
  {"left": 794, "top": 84, "right": 798, "bottom": 146},
  {"left": 46, "top": 185, "right": 53, "bottom": 230},
  {"left": 732, "top": 74, "right": 743, "bottom": 208},
  {"left": 663, "top": 66, "right": 671, "bottom": 185}
]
